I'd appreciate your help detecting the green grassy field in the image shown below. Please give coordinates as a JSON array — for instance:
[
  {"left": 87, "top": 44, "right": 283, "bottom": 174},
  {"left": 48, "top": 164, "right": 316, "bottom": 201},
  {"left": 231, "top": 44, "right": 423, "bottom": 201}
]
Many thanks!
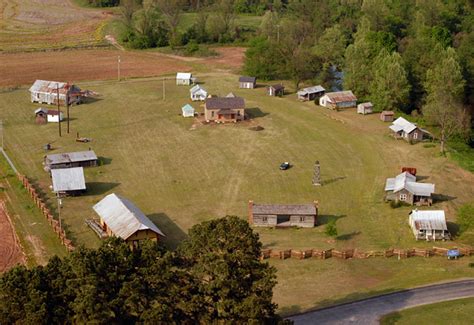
[
  {"left": 0, "top": 74, "right": 473, "bottom": 312},
  {"left": 179, "top": 12, "right": 262, "bottom": 31},
  {"left": 380, "top": 297, "right": 474, "bottom": 324}
]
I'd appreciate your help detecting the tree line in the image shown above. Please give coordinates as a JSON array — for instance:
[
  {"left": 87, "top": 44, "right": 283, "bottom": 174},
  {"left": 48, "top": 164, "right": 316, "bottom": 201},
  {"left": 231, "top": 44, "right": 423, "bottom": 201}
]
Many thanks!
[
  {"left": 0, "top": 217, "right": 286, "bottom": 324},
  {"left": 243, "top": 0, "right": 473, "bottom": 154}
]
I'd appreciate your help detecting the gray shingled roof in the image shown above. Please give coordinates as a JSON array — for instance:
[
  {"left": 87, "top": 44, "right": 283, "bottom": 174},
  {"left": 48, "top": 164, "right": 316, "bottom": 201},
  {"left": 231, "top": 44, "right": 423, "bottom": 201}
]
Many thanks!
[
  {"left": 46, "top": 150, "right": 98, "bottom": 165},
  {"left": 51, "top": 167, "right": 86, "bottom": 192},
  {"left": 269, "top": 84, "right": 285, "bottom": 91},
  {"left": 205, "top": 97, "right": 245, "bottom": 110},
  {"left": 93, "top": 193, "right": 165, "bottom": 240},
  {"left": 253, "top": 204, "right": 317, "bottom": 215},
  {"left": 239, "top": 76, "right": 256, "bottom": 83}
]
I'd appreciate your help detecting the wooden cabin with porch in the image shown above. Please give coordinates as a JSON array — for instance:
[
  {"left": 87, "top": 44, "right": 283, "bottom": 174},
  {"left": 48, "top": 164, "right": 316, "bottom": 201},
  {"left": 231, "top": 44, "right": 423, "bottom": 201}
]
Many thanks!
[
  {"left": 248, "top": 200, "right": 318, "bottom": 228},
  {"left": 204, "top": 97, "right": 245, "bottom": 123},
  {"left": 29, "top": 80, "right": 83, "bottom": 105},
  {"left": 91, "top": 193, "right": 165, "bottom": 248},
  {"left": 408, "top": 210, "right": 450, "bottom": 241}
]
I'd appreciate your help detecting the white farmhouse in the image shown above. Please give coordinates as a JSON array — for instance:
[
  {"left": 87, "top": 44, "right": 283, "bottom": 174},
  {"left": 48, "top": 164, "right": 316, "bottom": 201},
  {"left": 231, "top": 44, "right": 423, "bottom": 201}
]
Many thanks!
[
  {"left": 189, "top": 85, "right": 208, "bottom": 101},
  {"left": 176, "top": 72, "right": 193, "bottom": 86}
]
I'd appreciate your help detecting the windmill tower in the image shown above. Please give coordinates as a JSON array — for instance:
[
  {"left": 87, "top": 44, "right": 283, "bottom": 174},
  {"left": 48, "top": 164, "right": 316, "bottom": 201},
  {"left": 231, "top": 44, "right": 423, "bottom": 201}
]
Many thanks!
[{"left": 312, "top": 160, "right": 321, "bottom": 186}]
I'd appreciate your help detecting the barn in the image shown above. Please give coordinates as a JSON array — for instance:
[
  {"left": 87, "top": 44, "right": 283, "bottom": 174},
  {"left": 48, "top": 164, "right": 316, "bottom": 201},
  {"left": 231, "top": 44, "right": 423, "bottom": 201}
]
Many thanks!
[
  {"left": 408, "top": 210, "right": 450, "bottom": 241},
  {"left": 29, "top": 80, "right": 82, "bottom": 105},
  {"left": 389, "top": 117, "right": 426, "bottom": 142},
  {"left": 44, "top": 150, "right": 98, "bottom": 171},
  {"left": 51, "top": 167, "right": 86, "bottom": 196},
  {"left": 176, "top": 72, "right": 193, "bottom": 85},
  {"left": 239, "top": 76, "right": 257, "bottom": 89},
  {"left": 92, "top": 193, "right": 165, "bottom": 247},
  {"left": 357, "top": 102, "right": 373, "bottom": 115},
  {"left": 189, "top": 84, "right": 208, "bottom": 101},
  {"left": 181, "top": 104, "right": 195, "bottom": 117},
  {"left": 385, "top": 172, "right": 435, "bottom": 206},
  {"left": 268, "top": 84, "right": 285, "bottom": 97},
  {"left": 297, "top": 85, "right": 325, "bottom": 101},
  {"left": 248, "top": 200, "right": 318, "bottom": 228},
  {"left": 319, "top": 91, "right": 357, "bottom": 109}
]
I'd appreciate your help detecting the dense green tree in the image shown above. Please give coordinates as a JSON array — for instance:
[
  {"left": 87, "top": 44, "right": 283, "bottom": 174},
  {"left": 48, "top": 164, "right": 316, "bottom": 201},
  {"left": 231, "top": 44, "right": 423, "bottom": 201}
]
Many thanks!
[
  {"left": 424, "top": 47, "right": 470, "bottom": 153},
  {"left": 178, "top": 216, "right": 278, "bottom": 323},
  {"left": 369, "top": 49, "right": 410, "bottom": 112},
  {"left": 243, "top": 37, "right": 280, "bottom": 80}
]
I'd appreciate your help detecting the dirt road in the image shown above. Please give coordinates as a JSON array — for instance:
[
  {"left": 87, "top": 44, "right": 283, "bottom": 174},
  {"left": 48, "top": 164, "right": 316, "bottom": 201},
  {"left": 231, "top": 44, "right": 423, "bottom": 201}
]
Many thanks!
[
  {"left": 288, "top": 279, "right": 474, "bottom": 324},
  {"left": 0, "top": 201, "right": 25, "bottom": 272}
]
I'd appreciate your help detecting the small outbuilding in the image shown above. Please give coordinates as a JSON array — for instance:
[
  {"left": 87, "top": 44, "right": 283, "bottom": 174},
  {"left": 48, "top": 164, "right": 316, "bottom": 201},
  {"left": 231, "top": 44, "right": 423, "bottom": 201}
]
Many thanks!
[
  {"left": 268, "top": 84, "right": 285, "bottom": 97},
  {"left": 176, "top": 72, "right": 193, "bottom": 86},
  {"left": 319, "top": 91, "right": 357, "bottom": 109},
  {"left": 385, "top": 171, "right": 435, "bottom": 206},
  {"left": 44, "top": 150, "right": 98, "bottom": 171},
  {"left": 380, "top": 111, "right": 394, "bottom": 122},
  {"left": 357, "top": 102, "right": 373, "bottom": 115},
  {"left": 181, "top": 104, "right": 195, "bottom": 117},
  {"left": 389, "top": 117, "right": 426, "bottom": 143},
  {"left": 239, "top": 76, "right": 257, "bottom": 89},
  {"left": 297, "top": 85, "right": 325, "bottom": 101},
  {"left": 226, "top": 92, "right": 236, "bottom": 98},
  {"left": 29, "top": 80, "right": 82, "bottom": 105},
  {"left": 51, "top": 167, "right": 86, "bottom": 196},
  {"left": 408, "top": 210, "right": 450, "bottom": 241},
  {"left": 34, "top": 108, "right": 48, "bottom": 124},
  {"left": 248, "top": 200, "right": 318, "bottom": 228},
  {"left": 92, "top": 193, "right": 165, "bottom": 247},
  {"left": 189, "top": 84, "right": 208, "bottom": 101}
]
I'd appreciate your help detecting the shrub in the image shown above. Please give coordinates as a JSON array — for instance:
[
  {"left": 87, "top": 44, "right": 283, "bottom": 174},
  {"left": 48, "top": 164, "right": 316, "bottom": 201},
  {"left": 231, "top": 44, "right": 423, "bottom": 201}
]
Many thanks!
[{"left": 325, "top": 219, "right": 338, "bottom": 237}]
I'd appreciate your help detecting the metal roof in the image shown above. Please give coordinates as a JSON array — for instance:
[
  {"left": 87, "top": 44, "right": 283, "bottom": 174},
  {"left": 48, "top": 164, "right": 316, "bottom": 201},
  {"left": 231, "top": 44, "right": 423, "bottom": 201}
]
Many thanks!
[
  {"left": 390, "top": 117, "right": 418, "bottom": 134},
  {"left": 93, "top": 193, "right": 165, "bottom": 240},
  {"left": 297, "top": 85, "right": 325, "bottom": 95},
  {"left": 176, "top": 72, "right": 192, "bottom": 79},
  {"left": 205, "top": 97, "right": 245, "bottom": 110},
  {"left": 323, "top": 90, "right": 357, "bottom": 103},
  {"left": 252, "top": 203, "right": 317, "bottom": 216},
  {"left": 46, "top": 150, "right": 98, "bottom": 165},
  {"left": 51, "top": 167, "right": 86, "bottom": 192},
  {"left": 385, "top": 172, "right": 435, "bottom": 196},
  {"left": 182, "top": 104, "right": 194, "bottom": 112},
  {"left": 269, "top": 84, "right": 285, "bottom": 91},
  {"left": 358, "top": 102, "right": 373, "bottom": 108},
  {"left": 239, "top": 76, "right": 256, "bottom": 83},
  {"left": 34, "top": 108, "right": 48, "bottom": 115},
  {"left": 409, "top": 210, "right": 447, "bottom": 231},
  {"left": 190, "top": 84, "right": 207, "bottom": 95},
  {"left": 29, "top": 80, "right": 81, "bottom": 95}
]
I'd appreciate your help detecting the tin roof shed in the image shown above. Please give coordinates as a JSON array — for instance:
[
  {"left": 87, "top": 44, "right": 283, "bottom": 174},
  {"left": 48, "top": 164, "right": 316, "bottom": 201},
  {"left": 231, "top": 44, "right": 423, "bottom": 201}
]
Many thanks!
[{"left": 51, "top": 167, "right": 86, "bottom": 192}]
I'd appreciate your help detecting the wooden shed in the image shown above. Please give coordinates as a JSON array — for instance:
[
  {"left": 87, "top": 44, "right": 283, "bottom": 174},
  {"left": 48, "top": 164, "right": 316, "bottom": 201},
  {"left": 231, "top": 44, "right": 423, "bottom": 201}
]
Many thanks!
[
  {"left": 92, "top": 193, "right": 165, "bottom": 248},
  {"left": 248, "top": 200, "right": 318, "bottom": 228},
  {"left": 319, "top": 91, "right": 357, "bottom": 109},
  {"left": 297, "top": 85, "right": 325, "bottom": 101},
  {"left": 380, "top": 111, "right": 394, "bottom": 122},
  {"left": 239, "top": 76, "right": 256, "bottom": 89},
  {"left": 385, "top": 172, "right": 434, "bottom": 206},
  {"left": 44, "top": 150, "right": 98, "bottom": 171},
  {"left": 182, "top": 104, "right": 195, "bottom": 117},
  {"left": 268, "top": 84, "right": 285, "bottom": 97},
  {"left": 176, "top": 72, "right": 193, "bottom": 86},
  {"left": 357, "top": 102, "right": 373, "bottom": 115},
  {"left": 389, "top": 117, "right": 426, "bottom": 143},
  {"left": 51, "top": 167, "right": 86, "bottom": 196},
  {"left": 34, "top": 108, "right": 48, "bottom": 124}
]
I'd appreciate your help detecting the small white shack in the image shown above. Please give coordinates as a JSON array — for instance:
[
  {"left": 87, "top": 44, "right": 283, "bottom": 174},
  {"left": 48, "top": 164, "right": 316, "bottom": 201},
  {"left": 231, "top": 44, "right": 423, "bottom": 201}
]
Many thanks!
[
  {"left": 176, "top": 72, "right": 193, "bottom": 85},
  {"left": 408, "top": 210, "right": 450, "bottom": 241},
  {"left": 319, "top": 91, "right": 357, "bottom": 109},
  {"left": 182, "top": 104, "right": 195, "bottom": 117},
  {"left": 189, "top": 85, "right": 208, "bottom": 101},
  {"left": 357, "top": 102, "right": 373, "bottom": 115},
  {"left": 51, "top": 167, "right": 86, "bottom": 195}
]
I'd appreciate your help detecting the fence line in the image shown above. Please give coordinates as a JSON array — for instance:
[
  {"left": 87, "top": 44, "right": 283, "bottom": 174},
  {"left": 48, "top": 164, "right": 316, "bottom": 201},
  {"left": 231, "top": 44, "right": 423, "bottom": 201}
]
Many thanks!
[
  {"left": 1, "top": 148, "right": 18, "bottom": 174},
  {"left": 17, "top": 174, "right": 74, "bottom": 252},
  {"left": 260, "top": 247, "right": 474, "bottom": 261}
]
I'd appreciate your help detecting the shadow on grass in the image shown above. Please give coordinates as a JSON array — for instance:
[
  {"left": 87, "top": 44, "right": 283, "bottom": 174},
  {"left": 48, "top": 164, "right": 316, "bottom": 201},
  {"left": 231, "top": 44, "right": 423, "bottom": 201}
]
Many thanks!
[
  {"left": 246, "top": 107, "right": 269, "bottom": 119},
  {"left": 148, "top": 213, "right": 188, "bottom": 250},
  {"left": 280, "top": 305, "right": 302, "bottom": 316},
  {"left": 80, "top": 97, "right": 103, "bottom": 104},
  {"left": 447, "top": 221, "right": 460, "bottom": 237},
  {"left": 98, "top": 156, "right": 112, "bottom": 166},
  {"left": 416, "top": 175, "right": 430, "bottom": 181},
  {"left": 318, "top": 214, "right": 346, "bottom": 225},
  {"left": 336, "top": 231, "right": 361, "bottom": 241},
  {"left": 85, "top": 182, "right": 120, "bottom": 196},
  {"left": 321, "top": 176, "right": 346, "bottom": 186},
  {"left": 432, "top": 194, "right": 457, "bottom": 203}
]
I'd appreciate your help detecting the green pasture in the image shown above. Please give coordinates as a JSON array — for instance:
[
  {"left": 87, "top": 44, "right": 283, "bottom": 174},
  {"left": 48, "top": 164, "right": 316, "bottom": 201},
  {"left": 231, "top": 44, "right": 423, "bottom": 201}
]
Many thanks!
[{"left": 0, "top": 74, "right": 473, "bottom": 311}]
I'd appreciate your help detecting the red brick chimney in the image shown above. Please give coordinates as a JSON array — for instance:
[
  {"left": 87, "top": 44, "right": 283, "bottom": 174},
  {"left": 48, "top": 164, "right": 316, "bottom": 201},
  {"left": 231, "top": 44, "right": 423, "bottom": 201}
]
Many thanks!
[{"left": 248, "top": 200, "right": 254, "bottom": 224}]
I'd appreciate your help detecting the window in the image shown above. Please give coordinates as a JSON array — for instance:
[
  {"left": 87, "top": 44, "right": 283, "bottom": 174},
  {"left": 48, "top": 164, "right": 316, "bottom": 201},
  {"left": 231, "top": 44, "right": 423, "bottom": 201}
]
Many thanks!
[
  {"left": 262, "top": 217, "right": 268, "bottom": 222},
  {"left": 300, "top": 217, "right": 305, "bottom": 222},
  {"left": 413, "top": 132, "right": 418, "bottom": 139},
  {"left": 211, "top": 111, "right": 214, "bottom": 117},
  {"left": 237, "top": 110, "right": 241, "bottom": 116},
  {"left": 400, "top": 194, "right": 407, "bottom": 201}
]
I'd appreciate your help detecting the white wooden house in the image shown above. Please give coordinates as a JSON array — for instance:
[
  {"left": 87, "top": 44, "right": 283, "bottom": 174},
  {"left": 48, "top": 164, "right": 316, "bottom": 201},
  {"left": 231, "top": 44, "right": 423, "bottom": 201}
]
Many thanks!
[
  {"left": 176, "top": 72, "right": 193, "bottom": 85},
  {"left": 408, "top": 210, "right": 450, "bottom": 241},
  {"left": 239, "top": 76, "right": 256, "bottom": 89},
  {"left": 182, "top": 104, "right": 195, "bottom": 117},
  {"left": 189, "top": 85, "right": 208, "bottom": 101},
  {"left": 29, "top": 80, "right": 82, "bottom": 105}
]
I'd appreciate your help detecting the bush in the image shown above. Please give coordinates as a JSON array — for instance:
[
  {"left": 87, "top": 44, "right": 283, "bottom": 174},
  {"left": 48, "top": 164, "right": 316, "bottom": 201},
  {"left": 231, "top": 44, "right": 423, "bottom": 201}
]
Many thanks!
[{"left": 325, "top": 219, "right": 338, "bottom": 237}]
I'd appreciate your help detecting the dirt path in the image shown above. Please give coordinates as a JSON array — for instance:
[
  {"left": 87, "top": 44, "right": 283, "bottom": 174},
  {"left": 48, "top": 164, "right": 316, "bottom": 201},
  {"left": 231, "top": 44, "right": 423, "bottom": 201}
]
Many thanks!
[{"left": 0, "top": 201, "right": 25, "bottom": 272}]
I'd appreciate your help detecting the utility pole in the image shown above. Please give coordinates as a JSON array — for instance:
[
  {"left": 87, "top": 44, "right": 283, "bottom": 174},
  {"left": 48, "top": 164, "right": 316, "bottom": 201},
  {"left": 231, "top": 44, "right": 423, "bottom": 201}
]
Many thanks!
[
  {"left": 57, "top": 193, "right": 62, "bottom": 232},
  {"left": 66, "top": 89, "right": 70, "bottom": 134},
  {"left": 163, "top": 77, "right": 166, "bottom": 100},
  {"left": 118, "top": 55, "right": 121, "bottom": 81},
  {"left": 57, "top": 84, "right": 62, "bottom": 137}
]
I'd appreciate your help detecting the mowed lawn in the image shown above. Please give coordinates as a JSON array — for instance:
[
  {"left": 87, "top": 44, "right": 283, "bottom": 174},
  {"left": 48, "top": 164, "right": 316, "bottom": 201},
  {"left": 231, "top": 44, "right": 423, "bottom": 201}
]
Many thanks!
[{"left": 1, "top": 74, "right": 473, "bottom": 312}]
